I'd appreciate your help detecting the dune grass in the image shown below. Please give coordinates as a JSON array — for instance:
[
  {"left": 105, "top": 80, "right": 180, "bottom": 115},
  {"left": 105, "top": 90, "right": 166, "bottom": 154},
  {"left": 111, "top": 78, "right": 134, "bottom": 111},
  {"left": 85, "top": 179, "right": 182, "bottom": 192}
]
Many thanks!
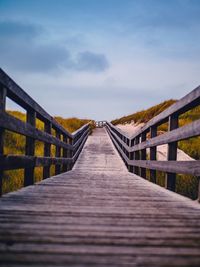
[
  {"left": 2, "top": 111, "right": 92, "bottom": 194},
  {"left": 112, "top": 100, "right": 200, "bottom": 200}
]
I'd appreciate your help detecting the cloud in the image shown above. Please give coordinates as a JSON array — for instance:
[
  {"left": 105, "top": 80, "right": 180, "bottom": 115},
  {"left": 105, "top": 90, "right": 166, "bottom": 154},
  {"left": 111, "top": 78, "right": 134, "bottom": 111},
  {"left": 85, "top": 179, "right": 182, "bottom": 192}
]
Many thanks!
[
  {"left": 76, "top": 51, "right": 109, "bottom": 72},
  {"left": 0, "top": 20, "right": 42, "bottom": 40},
  {"left": 0, "top": 20, "right": 109, "bottom": 73}
]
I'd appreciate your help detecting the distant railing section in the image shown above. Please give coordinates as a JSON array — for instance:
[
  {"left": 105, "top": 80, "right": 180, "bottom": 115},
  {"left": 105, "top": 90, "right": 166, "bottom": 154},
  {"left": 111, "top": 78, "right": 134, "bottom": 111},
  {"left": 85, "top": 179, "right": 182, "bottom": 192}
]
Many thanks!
[
  {"left": 106, "top": 85, "right": 200, "bottom": 198},
  {"left": 95, "top": 121, "right": 106, "bottom": 128},
  {"left": 0, "top": 69, "right": 91, "bottom": 195}
]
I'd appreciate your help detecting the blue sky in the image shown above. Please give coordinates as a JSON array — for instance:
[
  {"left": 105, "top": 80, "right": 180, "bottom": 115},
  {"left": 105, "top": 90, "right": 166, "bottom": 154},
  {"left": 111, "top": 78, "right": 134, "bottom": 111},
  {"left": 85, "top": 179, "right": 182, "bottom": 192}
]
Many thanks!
[{"left": 1, "top": 0, "right": 200, "bottom": 120}]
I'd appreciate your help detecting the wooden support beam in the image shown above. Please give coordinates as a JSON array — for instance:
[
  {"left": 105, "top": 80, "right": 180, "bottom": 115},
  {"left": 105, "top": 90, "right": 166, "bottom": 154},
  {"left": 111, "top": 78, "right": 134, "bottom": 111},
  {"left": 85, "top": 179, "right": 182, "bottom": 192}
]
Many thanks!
[
  {"left": 165, "top": 114, "right": 179, "bottom": 191},
  {"left": 150, "top": 126, "right": 157, "bottom": 183},
  {"left": 68, "top": 138, "right": 73, "bottom": 170},
  {"left": 0, "top": 86, "right": 6, "bottom": 196},
  {"left": 134, "top": 136, "right": 140, "bottom": 175},
  {"left": 43, "top": 121, "right": 52, "bottom": 179},
  {"left": 62, "top": 135, "right": 68, "bottom": 172},
  {"left": 24, "top": 110, "right": 36, "bottom": 186},
  {"left": 141, "top": 132, "right": 147, "bottom": 179},
  {"left": 128, "top": 138, "right": 134, "bottom": 173},
  {"left": 55, "top": 131, "right": 61, "bottom": 175}
]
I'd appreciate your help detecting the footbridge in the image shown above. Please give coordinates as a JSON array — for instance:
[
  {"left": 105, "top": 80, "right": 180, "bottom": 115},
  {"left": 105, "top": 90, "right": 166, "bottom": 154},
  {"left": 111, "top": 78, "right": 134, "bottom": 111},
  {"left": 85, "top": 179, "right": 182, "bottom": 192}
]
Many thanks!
[{"left": 0, "top": 69, "right": 200, "bottom": 266}]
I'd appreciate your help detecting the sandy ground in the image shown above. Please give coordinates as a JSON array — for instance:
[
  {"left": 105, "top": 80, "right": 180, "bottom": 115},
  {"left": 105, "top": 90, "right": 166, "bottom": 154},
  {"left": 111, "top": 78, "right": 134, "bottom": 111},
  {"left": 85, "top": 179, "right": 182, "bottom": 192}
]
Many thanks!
[{"left": 117, "top": 123, "right": 194, "bottom": 161}]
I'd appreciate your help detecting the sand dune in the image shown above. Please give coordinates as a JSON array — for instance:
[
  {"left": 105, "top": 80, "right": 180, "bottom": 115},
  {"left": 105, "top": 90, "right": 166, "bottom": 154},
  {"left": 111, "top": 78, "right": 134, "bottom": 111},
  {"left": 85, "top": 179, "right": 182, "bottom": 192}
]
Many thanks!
[{"left": 117, "top": 123, "right": 194, "bottom": 161}]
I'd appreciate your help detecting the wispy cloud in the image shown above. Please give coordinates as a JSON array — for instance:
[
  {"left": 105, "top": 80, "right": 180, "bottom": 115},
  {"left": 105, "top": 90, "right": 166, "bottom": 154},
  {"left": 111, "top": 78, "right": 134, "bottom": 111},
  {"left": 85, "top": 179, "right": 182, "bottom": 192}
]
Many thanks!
[
  {"left": 76, "top": 51, "right": 109, "bottom": 72},
  {"left": 0, "top": 20, "right": 109, "bottom": 73},
  {"left": 1, "top": 0, "right": 200, "bottom": 120}
]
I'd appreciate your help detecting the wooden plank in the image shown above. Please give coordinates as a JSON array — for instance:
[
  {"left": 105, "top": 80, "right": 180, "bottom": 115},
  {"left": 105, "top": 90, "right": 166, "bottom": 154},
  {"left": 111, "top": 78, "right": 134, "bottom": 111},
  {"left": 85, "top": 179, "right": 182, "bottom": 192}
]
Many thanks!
[
  {"left": 107, "top": 119, "right": 200, "bottom": 154},
  {"left": 128, "top": 160, "right": 200, "bottom": 176},
  {"left": 0, "top": 111, "right": 72, "bottom": 150},
  {"left": 24, "top": 110, "right": 36, "bottom": 186},
  {"left": 108, "top": 126, "right": 200, "bottom": 176},
  {"left": 141, "top": 132, "right": 147, "bottom": 179},
  {"left": 134, "top": 136, "right": 140, "bottom": 175},
  {"left": 130, "top": 119, "right": 200, "bottom": 152},
  {"left": 43, "top": 121, "right": 52, "bottom": 179},
  {"left": 150, "top": 126, "right": 157, "bottom": 183},
  {"left": 72, "top": 123, "right": 90, "bottom": 139},
  {"left": 72, "top": 132, "right": 89, "bottom": 163},
  {"left": 129, "top": 85, "right": 200, "bottom": 140},
  {"left": 0, "top": 86, "right": 6, "bottom": 196},
  {"left": 0, "top": 155, "right": 72, "bottom": 170},
  {"left": 62, "top": 135, "right": 68, "bottom": 172},
  {"left": 0, "top": 128, "right": 200, "bottom": 266},
  {"left": 55, "top": 131, "right": 61, "bottom": 175},
  {"left": 165, "top": 114, "right": 179, "bottom": 191}
]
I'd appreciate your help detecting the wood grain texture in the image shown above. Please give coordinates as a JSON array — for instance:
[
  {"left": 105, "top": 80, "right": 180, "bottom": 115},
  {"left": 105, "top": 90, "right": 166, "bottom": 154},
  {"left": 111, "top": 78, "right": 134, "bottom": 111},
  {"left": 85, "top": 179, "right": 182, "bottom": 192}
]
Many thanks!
[{"left": 0, "top": 128, "right": 200, "bottom": 266}]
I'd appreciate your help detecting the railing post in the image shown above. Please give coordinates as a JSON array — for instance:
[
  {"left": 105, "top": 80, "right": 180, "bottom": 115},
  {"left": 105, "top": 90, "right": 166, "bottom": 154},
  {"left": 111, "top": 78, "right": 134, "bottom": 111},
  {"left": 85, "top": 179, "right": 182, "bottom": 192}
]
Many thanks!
[
  {"left": 0, "top": 86, "right": 7, "bottom": 196},
  {"left": 128, "top": 139, "right": 134, "bottom": 173},
  {"left": 165, "top": 114, "right": 179, "bottom": 191},
  {"left": 141, "top": 132, "right": 147, "bottom": 179},
  {"left": 62, "top": 134, "right": 68, "bottom": 172},
  {"left": 55, "top": 131, "right": 61, "bottom": 175},
  {"left": 67, "top": 137, "right": 73, "bottom": 170},
  {"left": 24, "top": 109, "right": 36, "bottom": 186},
  {"left": 150, "top": 126, "right": 157, "bottom": 183},
  {"left": 43, "top": 121, "right": 51, "bottom": 179},
  {"left": 126, "top": 138, "right": 130, "bottom": 168},
  {"left": 134, "top": 136, "right": 140, "bottom": 175}
]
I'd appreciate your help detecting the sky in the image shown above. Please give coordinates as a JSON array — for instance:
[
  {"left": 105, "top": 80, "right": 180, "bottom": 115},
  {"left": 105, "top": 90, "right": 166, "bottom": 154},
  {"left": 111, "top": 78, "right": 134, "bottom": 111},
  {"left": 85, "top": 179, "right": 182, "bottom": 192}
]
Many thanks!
[{"left": 0, "top": 0, "right": 200, "bottom": 120}]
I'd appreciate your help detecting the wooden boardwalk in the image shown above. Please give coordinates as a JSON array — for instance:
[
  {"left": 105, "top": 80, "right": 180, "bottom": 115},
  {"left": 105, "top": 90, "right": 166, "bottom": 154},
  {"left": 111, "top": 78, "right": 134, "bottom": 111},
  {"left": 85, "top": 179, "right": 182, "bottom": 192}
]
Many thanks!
[{"left": 0, "top": 128, "right": 200, "bottom": 266}]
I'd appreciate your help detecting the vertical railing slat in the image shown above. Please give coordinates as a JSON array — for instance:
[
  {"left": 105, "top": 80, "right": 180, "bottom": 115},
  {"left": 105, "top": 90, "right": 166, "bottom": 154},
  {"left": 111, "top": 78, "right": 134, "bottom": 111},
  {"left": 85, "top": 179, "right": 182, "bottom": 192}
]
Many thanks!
[
  {"left": 0, "top": 86, "right": 7, "bottom": 196},
  {"left": 150, "top": 126, "right": 157, "bottom": 183},
  {"left": 43, "top": 121, "right": 52, "bottom": 179},
  {"left": 62, "top": 134, "right": 68, "bottom": 172},
  {"left": 134, "top": 136, "right": 140, "bottom": 175},
  {"left": 165, "top": 114, "right": 179, "bottom": 191},
  {"left": 55, "top": 131, "right": 61, "bottom": 175},
  {"left": 24, "top": 110, "right": 36, "bottom": 186},
  {"left": 141, "top": 132, "right": 147, "bottom": 179}
]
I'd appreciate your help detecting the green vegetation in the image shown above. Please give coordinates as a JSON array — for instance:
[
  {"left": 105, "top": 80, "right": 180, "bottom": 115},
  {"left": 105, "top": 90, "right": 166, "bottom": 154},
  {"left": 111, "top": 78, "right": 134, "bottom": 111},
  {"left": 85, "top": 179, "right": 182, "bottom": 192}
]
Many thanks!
[
  {"left": 112, "top": 100, "right": 200, "bottom": 200},
  {"left": 3, "top": 110, "right": 92, "bottom": 194},
  {"left": 54, "top": 116, "right": 91, "bottom": 133},
  {"left": 111, "top": 99, "right": 176, "bottom": 125}
]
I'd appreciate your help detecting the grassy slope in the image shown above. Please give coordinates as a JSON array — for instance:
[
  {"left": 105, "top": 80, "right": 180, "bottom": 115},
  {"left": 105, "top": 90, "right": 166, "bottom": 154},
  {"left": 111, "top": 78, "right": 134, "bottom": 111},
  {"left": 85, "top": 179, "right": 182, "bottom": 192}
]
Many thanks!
[
  {"left": 111, "top": 100, "right": 200, "bottom": 200},
  {"left": 111, "top": 99, "right": 176, "bottom": 125},
  {"left": 111, "top": 100, "right": 200, "bottom": 160},
  {"left": 3, "top": 111, "right": 92, "bottom": 194}
]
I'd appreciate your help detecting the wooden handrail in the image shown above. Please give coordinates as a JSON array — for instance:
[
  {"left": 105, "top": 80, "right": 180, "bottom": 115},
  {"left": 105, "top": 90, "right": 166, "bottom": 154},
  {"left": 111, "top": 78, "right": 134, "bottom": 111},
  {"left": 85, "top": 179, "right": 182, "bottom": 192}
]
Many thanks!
[
  {"left": 106, "top": 85, "right": 200, "bottom": 198},
  {"left": 0, "top": 69, "right": 91, "bottom": 195}
]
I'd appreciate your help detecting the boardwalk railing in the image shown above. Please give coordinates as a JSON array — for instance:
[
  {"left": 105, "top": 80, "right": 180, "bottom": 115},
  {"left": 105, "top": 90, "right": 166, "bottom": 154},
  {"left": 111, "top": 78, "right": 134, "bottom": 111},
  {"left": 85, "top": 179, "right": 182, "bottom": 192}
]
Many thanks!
[
  {"left": 106, "top": 86, "right": 200, "bottom": 197},
  {"left": 0, "top": 69, "right": 91, "bottom": 195}
]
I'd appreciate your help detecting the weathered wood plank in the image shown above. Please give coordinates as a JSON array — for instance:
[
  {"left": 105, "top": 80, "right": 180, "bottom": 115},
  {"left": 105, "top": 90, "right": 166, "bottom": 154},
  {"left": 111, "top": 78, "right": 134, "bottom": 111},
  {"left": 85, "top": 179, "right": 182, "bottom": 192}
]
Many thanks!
[
  {"left": 0, "top": 86, "right": 6, "bottom": 196},
  {"left": 106, "top": 126, "right": 200, "bottom": 176},
  {"left": 0, "top": 155, "right": 72, "bottom": 170},
  {"left": 0, "top": 128, "right": 200, "bottom": 266},
  {"left": 129, "top": 160, "right": 200, "bottom": 176},
  {"left": 165, "top": 114, "right": 179, "bottom": 191},
  {"left": 24, "top": 110, "right": 36, "bottom": 186},
  {"left": 43, "top": 121, "right": 52, "bottom": 179},
  {"left": 129, "top": 85, "right": 200, "bottom": 140},
  {"left": 0, "top": 111, "right": 72, "bottom": 150},
  {"left": 108, "top": 119, "right": 200, "bottom": 154},
  {"left": 129, "top": 119, "right": 200, "bottom": 152}
]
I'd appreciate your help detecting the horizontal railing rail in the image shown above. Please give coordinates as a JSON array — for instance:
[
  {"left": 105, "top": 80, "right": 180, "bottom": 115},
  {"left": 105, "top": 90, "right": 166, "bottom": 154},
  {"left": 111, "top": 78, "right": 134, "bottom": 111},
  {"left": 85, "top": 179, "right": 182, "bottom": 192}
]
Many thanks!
[
  {"left": 106, "top": 85, "right": 200, "bottom": 199},
  {"left": 0, "top": 69, "right": 91, "bottom": 195}
]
